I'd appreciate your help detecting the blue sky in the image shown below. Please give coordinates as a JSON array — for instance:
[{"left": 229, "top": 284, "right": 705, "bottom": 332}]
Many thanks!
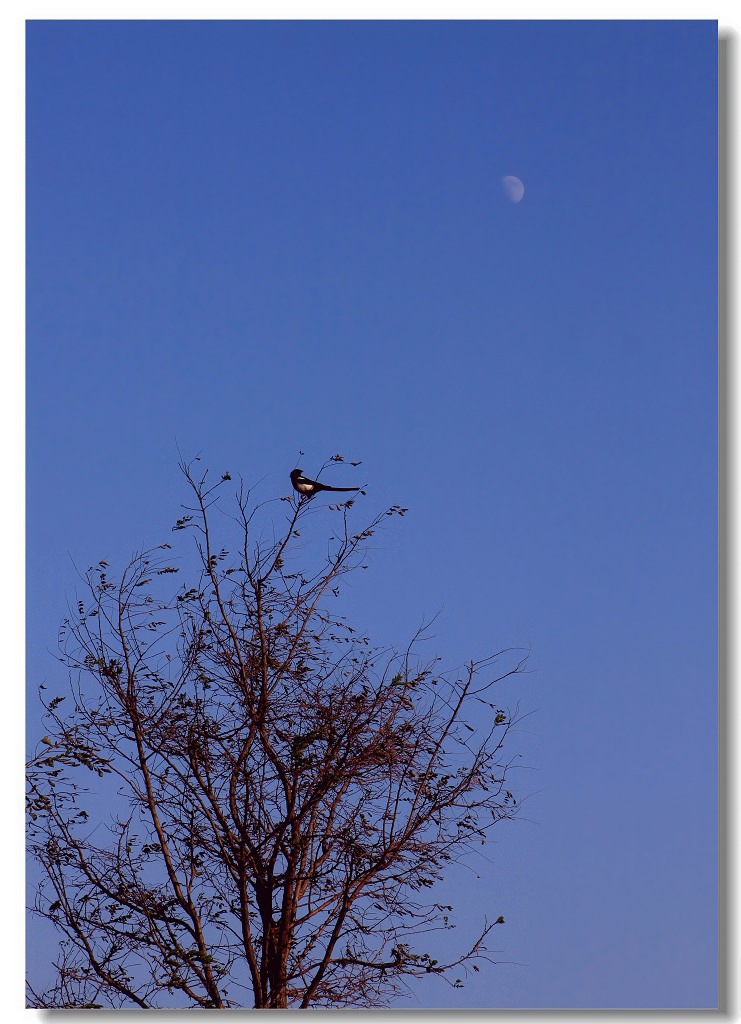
[{"left": 26, "top": 20, "right": 717, "bottom": 1009}]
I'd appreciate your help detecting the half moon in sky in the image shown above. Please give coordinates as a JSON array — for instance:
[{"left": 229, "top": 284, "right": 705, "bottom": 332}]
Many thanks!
[{"left": 502, "top": 175, "right": 525, "bottom": 203}]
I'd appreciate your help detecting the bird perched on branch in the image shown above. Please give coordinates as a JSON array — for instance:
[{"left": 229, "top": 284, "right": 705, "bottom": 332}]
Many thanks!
[{"left": 290, "top": 468, "right": 357, "bottom": 498}]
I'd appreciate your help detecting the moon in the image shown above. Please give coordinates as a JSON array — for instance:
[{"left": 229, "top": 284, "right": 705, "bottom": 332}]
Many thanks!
[{"left": 502, "top": 175, "right": 525, "bottom": 203}]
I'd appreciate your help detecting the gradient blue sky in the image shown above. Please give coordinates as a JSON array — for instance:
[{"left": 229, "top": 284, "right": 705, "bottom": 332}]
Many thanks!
[{"left": 26, "top": 20, "right": 717, "bottom": 1009}]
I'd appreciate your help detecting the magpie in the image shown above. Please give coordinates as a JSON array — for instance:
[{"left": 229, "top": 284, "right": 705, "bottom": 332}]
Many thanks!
[{"left": 290, "top": 468, "right": 357, "bottom": 498}]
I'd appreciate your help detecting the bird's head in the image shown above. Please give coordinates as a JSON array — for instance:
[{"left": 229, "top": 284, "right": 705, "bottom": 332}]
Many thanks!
[{"left": 291, "top": 468, "right": 303, "bottom": 479}]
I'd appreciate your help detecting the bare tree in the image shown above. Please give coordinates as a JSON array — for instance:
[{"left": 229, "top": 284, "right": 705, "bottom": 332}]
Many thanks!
[{"left": 27, "top": 456, "right": 528, "bottom": 1009}]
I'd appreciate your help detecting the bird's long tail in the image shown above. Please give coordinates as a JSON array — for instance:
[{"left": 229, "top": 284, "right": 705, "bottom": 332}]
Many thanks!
[{"left": 320, "top": 484, "right": 357, "bottom": 492}]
